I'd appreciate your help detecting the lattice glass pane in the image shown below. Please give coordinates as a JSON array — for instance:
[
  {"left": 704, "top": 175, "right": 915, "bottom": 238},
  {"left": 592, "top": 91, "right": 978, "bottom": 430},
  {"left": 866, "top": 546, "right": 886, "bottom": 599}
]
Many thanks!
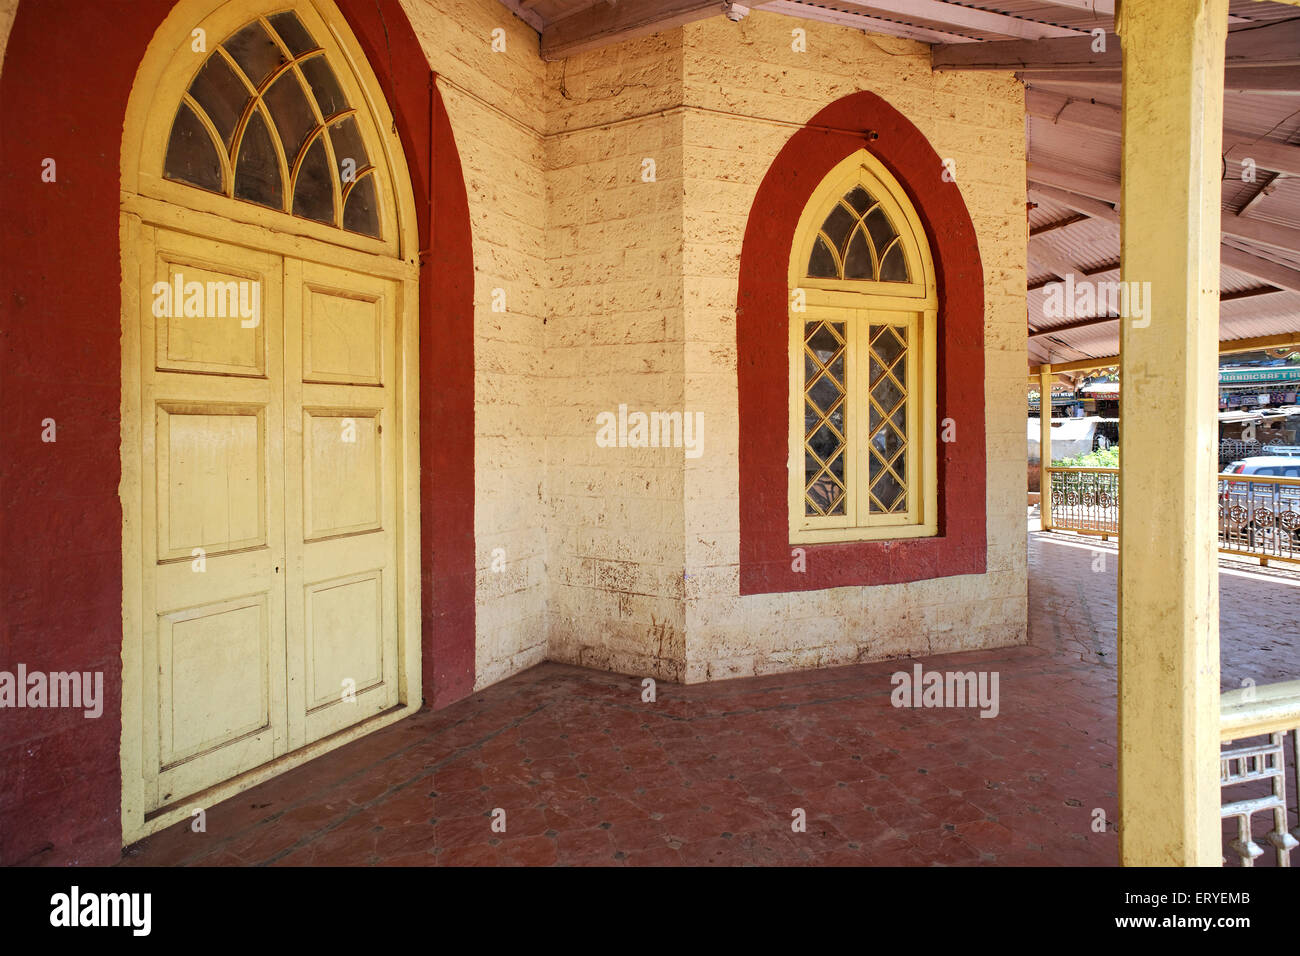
[
  {"left": 867, "top": 324, "right": 909, "bottom": 515},
  {"left": 187, "top": 54, "right": 248, "bottom": 151},
  {"left": 821, "top": 203, "right": 856, "bottom": 250},
  {"left": 808, "top": 423, "right": 839, "bottom": 459},
  {"left": 873, "top": 373, "right": 904, "bottom": 417},
  {"left": 300, "top": 54, "right": 347, "bottom": 119},
  {"left": 329, "top": 116, "right": 370, "bottom": 184},
  {"left": 805, "top": 185, "right": 910, "bottom": 283},
  {"left": 873, "top": 420, "right": 905, "bottom": 460},
  {"left": 803, "top": 320, "right": 848, "bottom": 517},
  {"left": 267, "top": 11, "right": 317, "bottom": 57},
  {"left": 844, "top": 186, "right": 875, "bottom": 215},
  {"left": 808, "top": 236, "right": 838, "bottom": 279},
  {"left": 164, "top": 102, "right": 223, "bottom": 193},
  {"left": 293, "top": 134, "right": 334, "bottom": 224},
  {"left": 343, "top": 175, "right": 381, "bottom": 238},
  {"left": 823, "top": 451, "right": 846, "bottom": 516},
  {"left": 808, "top": 375, "right": 841, "bottom": 415},
  {"left": 234, "top": 109, "right": 282, "bottom": 209},
  {"left": 223, "top": 20, "right": 287, "bottom": 89},
  {"left": 265, "top": 71, "right": 316, "bottom": 167},
  {"left": 844, "top": 227, "right": 872, "bottom": 280},
  {"left": 874, "top": 324, "right": 906, "bottom": 366},
  {"left": 864, "top": 206, "right": 899, "bottom": 262},
  {"left": 842, "top": 227, "right": 873, "bottom": 280},
  {"left": 806, "top": 323, "right": 840, "bottom": 362},
  {"left": 871, "top": 470, "right": 906, "bottom": 513},
  {"left": 880, "top": 241, "right": 909, "bottom": 282},
  {"left": 161, "top": 14, "right": 384, "bottom": 240}
]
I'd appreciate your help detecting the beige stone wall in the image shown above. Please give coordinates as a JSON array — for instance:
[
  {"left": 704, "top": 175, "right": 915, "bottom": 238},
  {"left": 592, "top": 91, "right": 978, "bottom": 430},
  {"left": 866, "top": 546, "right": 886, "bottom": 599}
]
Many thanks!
[
  {"left": 541, "top": 34, "right": 689, "bottom": 681},
  {"left": 401, "top": 3, "right": 1027, "bottom": 688},
  {"left": 399, "top": 0, "right": 551, "bottom": 688},
  {"left": 678, "top": 12, "right": 1028, "bottom": 681}
]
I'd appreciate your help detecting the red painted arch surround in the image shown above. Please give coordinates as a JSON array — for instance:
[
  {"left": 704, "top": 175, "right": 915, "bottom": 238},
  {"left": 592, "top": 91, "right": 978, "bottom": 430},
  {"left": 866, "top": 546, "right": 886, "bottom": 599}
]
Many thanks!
[
  {"left": 738, "top": 91, "right": 986, "bottom": 595},
  {"left": 0, "top": 0, "right": 474, "bottom": 866}
]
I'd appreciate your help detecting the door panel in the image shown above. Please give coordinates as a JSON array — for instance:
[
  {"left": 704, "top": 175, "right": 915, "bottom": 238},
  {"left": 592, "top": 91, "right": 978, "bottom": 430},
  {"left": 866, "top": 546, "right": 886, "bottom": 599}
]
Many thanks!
[
  {"left": 141, "top": 228, "right": 287, "bottom": 812},
  {"left": 155, "top": 404, "right": 267, "bottom": 559},
  {"left": 154, "top": 257, "right": 267, "bottom": 377},
  {"left": 158, "top": 594, "right": 270, "bottom": 766},
  {"left": 303, "top": 407, "right": 382, "bottom": 538},
  {"left": 137, "top": 233, "right": 402, "bottom": 813},
  {"left": 284, "top": 259, "right": 400, "bottom": 748}
]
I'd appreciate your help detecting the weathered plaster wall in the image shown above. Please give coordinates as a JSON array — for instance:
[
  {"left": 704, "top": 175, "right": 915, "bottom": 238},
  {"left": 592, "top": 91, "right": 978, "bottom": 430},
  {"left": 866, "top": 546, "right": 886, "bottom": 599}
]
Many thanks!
[
  {"left": 678, "top": 12, "right": 1028, "bottom": 681},
  {"left": 541, "top": 34, "right": 689, "bottom": 681},
  {"left": 530, "top": 9, "right": 1026, "bottom": 684},
  {"left": 398, "top": 0, "right": 550, "bottom": 688},
  {"left": 0, "top": 0, "right": 16, "bottom": 71}
]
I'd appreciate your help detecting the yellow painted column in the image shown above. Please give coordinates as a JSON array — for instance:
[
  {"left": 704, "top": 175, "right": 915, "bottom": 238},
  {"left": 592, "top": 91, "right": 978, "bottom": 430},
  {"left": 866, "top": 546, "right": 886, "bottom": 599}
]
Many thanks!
[
  {"left": 1040, "top": 367, "right": 1053, "bottom": 530},
  {"left": 1116, "top": 0, "right": 1227, "bottom": 865}
]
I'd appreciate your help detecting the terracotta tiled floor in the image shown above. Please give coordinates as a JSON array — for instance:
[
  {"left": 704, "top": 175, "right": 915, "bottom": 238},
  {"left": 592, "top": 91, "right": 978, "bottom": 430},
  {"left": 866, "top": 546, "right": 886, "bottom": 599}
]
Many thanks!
[{"left": 119, "top": 527, "right": 1300, "bottom": 866}]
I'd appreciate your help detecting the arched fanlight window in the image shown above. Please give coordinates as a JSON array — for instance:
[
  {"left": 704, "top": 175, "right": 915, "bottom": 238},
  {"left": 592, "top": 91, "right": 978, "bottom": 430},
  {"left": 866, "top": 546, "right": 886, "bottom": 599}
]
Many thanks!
[
  {"left": 806, "top": 185, "right": 910, "bottom": 283},
  {"left": 162, "top": 10, "right": 381, "bottom": 238},
  {"left": 788, "top": 150, "right": 938, "bottom": 544}
]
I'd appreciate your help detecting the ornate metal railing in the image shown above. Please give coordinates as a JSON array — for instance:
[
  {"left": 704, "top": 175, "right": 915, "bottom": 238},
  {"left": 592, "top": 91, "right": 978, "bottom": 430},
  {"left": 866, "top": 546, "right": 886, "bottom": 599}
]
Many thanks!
[
  {"left": 1220, "top": 681, "right": 1300, "bottom": 866},
  {"left": 1218, "top": 473, "right": 1300, "bottom": 566},
  {"left": 1044, "top": 467, "right": 1300, "bottom": 565},
  {"left": 1043, "top": 467, "right": 1118, "bottom": 536}
]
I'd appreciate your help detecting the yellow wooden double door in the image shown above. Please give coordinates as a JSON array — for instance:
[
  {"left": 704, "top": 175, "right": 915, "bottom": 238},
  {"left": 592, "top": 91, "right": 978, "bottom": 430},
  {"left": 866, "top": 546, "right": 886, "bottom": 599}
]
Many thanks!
[{"left": 138, "top": 226, "right": 401, "bottom": 812}]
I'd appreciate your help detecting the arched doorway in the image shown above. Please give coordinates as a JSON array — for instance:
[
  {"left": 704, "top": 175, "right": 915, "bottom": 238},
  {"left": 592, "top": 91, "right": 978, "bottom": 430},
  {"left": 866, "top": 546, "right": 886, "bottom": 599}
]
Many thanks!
[{"left": 119, "top": 0, "right": 422, "bottom": 843}]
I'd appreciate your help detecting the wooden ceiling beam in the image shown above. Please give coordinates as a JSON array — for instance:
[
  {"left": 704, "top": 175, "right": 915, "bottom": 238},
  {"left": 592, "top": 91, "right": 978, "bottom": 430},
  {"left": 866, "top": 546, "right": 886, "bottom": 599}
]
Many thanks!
[
  {"left": 1030, "top": 213, "right": 1089, "bottom": 236},
  {"left": 1029, "top": 314, "right": 1119, "bottom": 337},
  {"left": 1220, "top": 244, "right": 1300, "bottom": 293},
  {"left": 1028, "top": 167, "right": 1300, "bottom": 256},
  {"left": 1028, "top": 184, "right": 1120, "bottom": 225},
  {"left": 1027, "top": 164, "right": 1120, "bottom": 203},
  {"left": 1030, "top": 286, "right": 1282, "bottom": 334},
  {"left": 755, "top": 0, "right": 977, "bottom": 44},
  {"left": 1021, "top": 66, "right": 1300, "bottom": 93},
  {"left": 1028, "top": 90, "right": 1300, "bottom": 176},
  {"left": 1031, "top": 333, "right": 1300, "bottom": 376},
  {"left": 1026, "top": 0, "right": 1249, "bottom": 22},
  {"left": 829, "top": 0, "right": 1085, "bottom": 40},
  {"left": 1221, "top": 285, "right": 1284, "bottom": 302},
  {"left": 498, "top": 0, "right": 545, "bottom": 31},
  {"left": 540, "top": 0, "right": 727, "bottom": 60},
  {"left": 933, "top": 19, "right": 1300, "bottom": 71}
]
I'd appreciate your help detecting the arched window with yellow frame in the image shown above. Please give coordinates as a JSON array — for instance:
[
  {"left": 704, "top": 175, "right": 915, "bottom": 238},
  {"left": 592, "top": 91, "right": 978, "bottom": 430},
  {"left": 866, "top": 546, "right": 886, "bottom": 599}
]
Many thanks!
[{"left": 789, "top": 150, "right": 938, "bottom": 544}]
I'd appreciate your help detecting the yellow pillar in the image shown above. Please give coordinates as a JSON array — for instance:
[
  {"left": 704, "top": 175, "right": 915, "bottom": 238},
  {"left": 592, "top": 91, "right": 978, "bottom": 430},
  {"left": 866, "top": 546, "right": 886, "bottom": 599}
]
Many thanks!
[
  {"left": 1040, "top": 366, "right": 1053, "bottom": 530},
  {"left": 1116, "top": 0, "right": 1227, "bottom": 865}
]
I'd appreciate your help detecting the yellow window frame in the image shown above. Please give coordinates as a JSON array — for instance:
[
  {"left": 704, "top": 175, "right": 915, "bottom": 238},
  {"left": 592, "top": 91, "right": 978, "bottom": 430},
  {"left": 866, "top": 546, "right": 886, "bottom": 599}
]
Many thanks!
[{"left": 788, "top": 150, "right": 939, "bottom": 544}]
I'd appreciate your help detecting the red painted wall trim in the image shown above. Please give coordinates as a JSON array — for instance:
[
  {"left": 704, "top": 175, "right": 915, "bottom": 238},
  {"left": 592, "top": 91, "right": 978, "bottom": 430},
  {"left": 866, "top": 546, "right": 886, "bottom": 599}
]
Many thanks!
[
  {"left": 0, "top": 0, "right": 474, "bottom": 866},
  {"left": 737, "top": 91, "right": 987, "bottom": 595},
  {"left": 336, "top": 0, "right": 476, "bottom": 708}
]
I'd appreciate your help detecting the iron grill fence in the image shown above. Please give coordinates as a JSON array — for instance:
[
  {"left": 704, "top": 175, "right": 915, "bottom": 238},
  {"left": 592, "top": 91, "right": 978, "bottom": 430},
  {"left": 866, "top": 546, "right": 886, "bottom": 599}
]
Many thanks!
[
  {"left": 1044, "top": 467, "right": 1300, "bottom": 565},
  {"left": 1046, "top": 467, "right": 1118, "bottom": 535}
]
